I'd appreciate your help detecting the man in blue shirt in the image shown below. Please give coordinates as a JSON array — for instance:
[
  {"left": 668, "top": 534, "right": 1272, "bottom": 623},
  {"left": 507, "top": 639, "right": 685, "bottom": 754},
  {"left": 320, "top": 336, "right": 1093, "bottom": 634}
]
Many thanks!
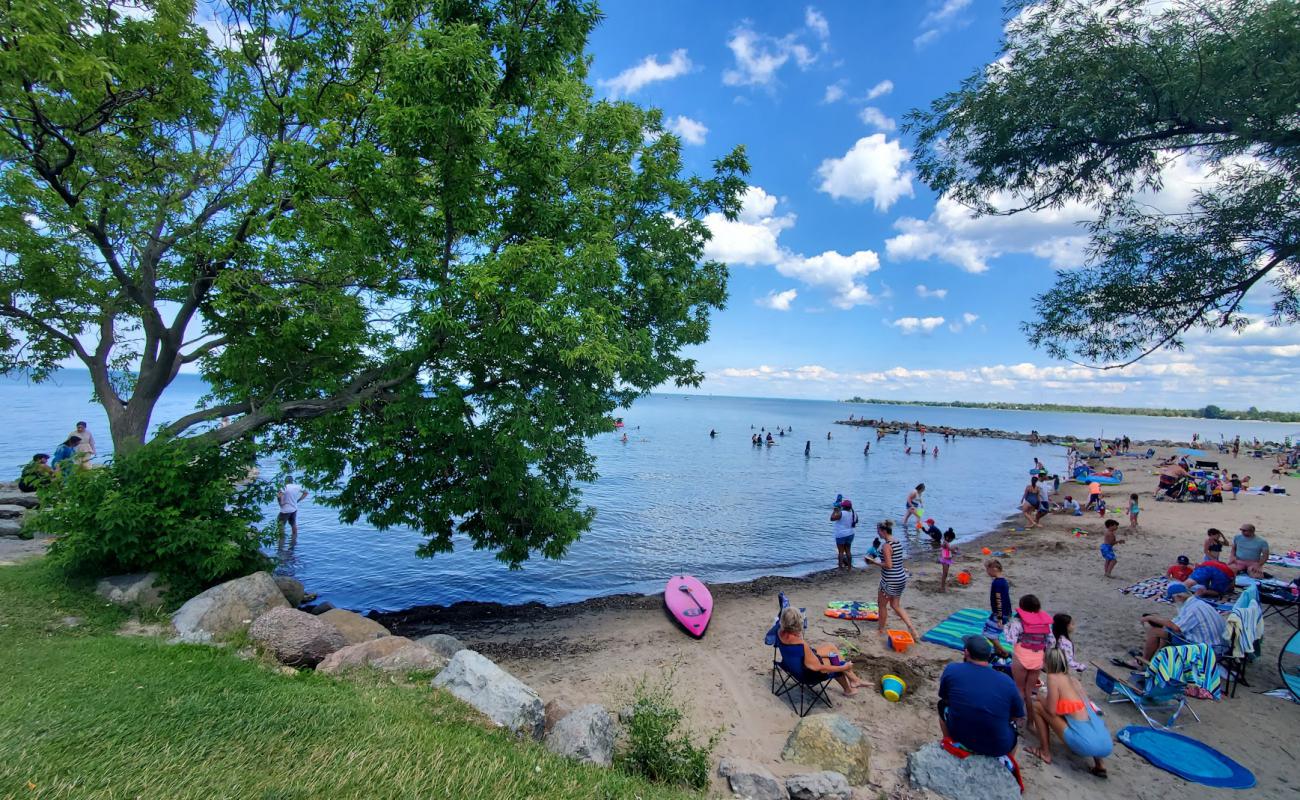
[{"left": 938, "top": 635, "right": 1026, "bottom": 757}]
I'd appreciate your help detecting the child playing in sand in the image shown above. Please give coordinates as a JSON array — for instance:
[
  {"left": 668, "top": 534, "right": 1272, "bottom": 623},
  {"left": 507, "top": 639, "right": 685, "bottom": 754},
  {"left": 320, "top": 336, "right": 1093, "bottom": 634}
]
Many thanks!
[
  {"left": 1127, "top": 493, "right": 1140, "bottom": 530},
  {"left": 1100, "top": 519, "right": 1124, "bottom": 577},
  {"left": 1230, "top": 473, "right": 1242, "bottom": 499},
  {"left": 939, "top": 530, "right": 957, "bottom": 592},
  {"left": 1085, "top": 480, "right": 1102, "bottom": 510},
  {"left": 1061, "top": 495, "right": 1082, "bottom": 516},
  {"left": 1005, "top": 594, "right": 1053, "bottom": 714}
]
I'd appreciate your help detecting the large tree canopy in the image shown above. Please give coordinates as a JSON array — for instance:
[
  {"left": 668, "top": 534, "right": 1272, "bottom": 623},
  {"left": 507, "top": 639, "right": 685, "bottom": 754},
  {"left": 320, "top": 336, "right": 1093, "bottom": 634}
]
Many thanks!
[
  {"left": 0, "top": 0, "right": 746, "bottom": 565},
  {"left": 907, "top": 0, "right": 1299, "bottom": 366}
]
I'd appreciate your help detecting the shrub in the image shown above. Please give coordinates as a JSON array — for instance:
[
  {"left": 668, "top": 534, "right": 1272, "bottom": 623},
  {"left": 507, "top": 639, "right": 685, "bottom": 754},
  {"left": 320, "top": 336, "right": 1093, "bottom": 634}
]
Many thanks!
[
  {"left": 34, "top": 437, "right": 273, "bottom": 600},
  {"left": 615, "top": 672, "right": 721, "bottom": 790}
]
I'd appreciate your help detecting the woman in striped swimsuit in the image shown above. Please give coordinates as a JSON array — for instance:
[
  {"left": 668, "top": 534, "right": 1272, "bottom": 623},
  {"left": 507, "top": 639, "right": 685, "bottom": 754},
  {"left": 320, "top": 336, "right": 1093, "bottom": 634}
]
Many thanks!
[{"left": 874, "top": 520, "right": 919, "bottom": 639}]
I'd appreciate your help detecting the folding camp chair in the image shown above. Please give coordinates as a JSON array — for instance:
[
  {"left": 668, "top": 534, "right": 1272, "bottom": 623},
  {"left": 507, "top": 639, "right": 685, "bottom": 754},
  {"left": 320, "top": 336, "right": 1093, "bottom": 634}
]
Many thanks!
[
  {"left": 772, "top": 642, "right": 834, "bottom": 716},
  {"left": 1093, "top": 663, "right": 1200, "bottom": 729}
]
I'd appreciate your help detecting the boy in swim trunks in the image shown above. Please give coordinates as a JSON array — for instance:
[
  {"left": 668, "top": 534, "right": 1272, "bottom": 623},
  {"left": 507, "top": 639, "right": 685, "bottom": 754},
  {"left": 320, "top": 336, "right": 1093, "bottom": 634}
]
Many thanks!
[{"left": 1100, "top": 519, "right": 1123, "bottom": 578}]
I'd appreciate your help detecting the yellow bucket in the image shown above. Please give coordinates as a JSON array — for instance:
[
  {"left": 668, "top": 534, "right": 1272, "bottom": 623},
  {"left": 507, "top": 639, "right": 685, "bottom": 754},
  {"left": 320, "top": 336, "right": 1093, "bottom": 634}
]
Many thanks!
[{"left": 881, "top": 674, "right": 907, "bottom": 702}]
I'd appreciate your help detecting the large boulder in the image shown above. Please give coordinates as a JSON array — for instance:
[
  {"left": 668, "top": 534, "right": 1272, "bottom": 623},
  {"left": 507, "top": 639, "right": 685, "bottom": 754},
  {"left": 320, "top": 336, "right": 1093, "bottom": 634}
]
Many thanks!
[
  {"left": 415, "top": 632, "right": 467, "bottom": 660},
  {"left": 0, "top": 504, "right": 27, "bottom": 519},
  {"left": 370, "top": 642, "right": 447, "bottom": 674},
  {"left": 0, "top": 491, "right": 39, "bottom": 509},
  {"left": 544, "top": 704, "right": 616, "bottom": 766},
  {"left": 780, "top": 714, "right": 871, "bottom": 785},
  {"left": 431, "top": 650, "right": 544, "bottom": 739},
  {"left": 718, "top": 758, "right": 786, "bottom": 800},
  {"left": 317, "top": 636, "right": 415, "bottom": 674},
  {"left": 0, "top": 518, "right": 24, "bottom": 537},
  {"left": 906, "top": 742, "right": 1019, "bottom": 800},
  {"left": 543, "top": 699, "right": 574, "bottom": 736},
  {"left": 95, "top": 572, "right": 165, "bottom": 609},
  {"left": 248, "top": 607, "right": 346, "bottom": 667},
  {"left": 319, "top": 608, "right": 389, "bottom": 645},
  {"left": 273, "top": 576, "right": 307, "bottom": 606},
  {"left": 785, "top": 771, "right": 851, "bottom": 800},
  {"left": 170, "top": 571, "right": 289, "bottom": 644}
]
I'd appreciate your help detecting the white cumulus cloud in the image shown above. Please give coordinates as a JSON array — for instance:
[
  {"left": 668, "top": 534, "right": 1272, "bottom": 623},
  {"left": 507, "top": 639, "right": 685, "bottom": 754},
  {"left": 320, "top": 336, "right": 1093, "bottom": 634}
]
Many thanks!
[
  {"left": 816, "top": 134, "right": 914, "bottom": 211},
  {"left": 823, "top": 81, "right": 847, "bottom": 103},
  {"left": 722, "top": 11, "right": 830, "bottom": 88},
  {"left": 806, "top": 7, "right": 830, "bottom": 40},
  {"left": 666, "top": 115, "right": 708, "bottom": 145},
  {"left": 758, "top": 289, "right": 799, "bottom": 311},
  {"left": 891, "top": 316, "right": 946, "bottom": 334},
  {"left": 859, "top": 106, "right": 896, "bottom": 132},
  {"left": 948, "top": 312, "right": 980, "bottom": 332},
  {"left": 865, "top": 79, "right": 894, "bottom": 100},
  {"left": 915, "top": 0, "right": 974, "bottom": 48},
  {"left": 599, "top": 49, "right": 692, "bottom": 97},
  {"left": 915, "top": 284, "right": 948, "bottom": 299},
  {"left": 702, "top": 185, "right": 879, "bottom": 308}
]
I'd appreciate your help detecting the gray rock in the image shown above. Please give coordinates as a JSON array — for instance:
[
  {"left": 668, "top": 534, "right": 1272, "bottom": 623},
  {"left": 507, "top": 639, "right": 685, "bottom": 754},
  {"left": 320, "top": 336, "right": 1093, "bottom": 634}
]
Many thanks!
[
  {"left": 307, "top": 601, "right": 336, "bottom": 615},
  {"left": 0, "top": 504, "right": 27, "bottom": 519},
  {"left": 785, "top": 771, "right": 851, "bottom": 800},
  {"left": 544, "top": 704, "right": 616, "bottom": 766},
  {"left": 320, "top": 608, "right": 390, "bottom": 645},
  {"left": 0, "top": 518, "right": 23, "bottom": 537},
  {"left": 273, "top": 575, "right": 306, "bottom": 606},
  {"left": 95, "top": 572, "right": 165, "bottom": 609},
  {"left": 717, "top": 758, "right": 786, "bottom": 800},
  {"left": 415, "top": 632, "right": 467, "bottom": 660},
  {"left": 317, "top": 636, "right": 417, "bottom": 674},
  {"left": 247, "top": 607, "right": 346, "bottom": 667},
  {"left": 370, "top": 642, "right": 447, "bottom": 674},
  {"left": 170, "top": 571, "right": 289, "bottom": 644},
  {"left": 906, "top": 742, "right": 1019, "bottom": 800},
  {"left": 431, "top": 650, "right": 544, "bottom": 739},
  {"left": 0, "top": 491, "right": 39, "bottom": 509},
  {"left": 781, "top": 714, "right": 871, "bottom": 785}
]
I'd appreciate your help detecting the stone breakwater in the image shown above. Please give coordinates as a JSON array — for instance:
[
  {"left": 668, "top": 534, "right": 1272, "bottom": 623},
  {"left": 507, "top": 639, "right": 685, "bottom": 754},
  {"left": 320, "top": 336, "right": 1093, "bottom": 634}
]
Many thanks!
[{"left": 834, "top": 418, "right": 1201, "bottom": 449}]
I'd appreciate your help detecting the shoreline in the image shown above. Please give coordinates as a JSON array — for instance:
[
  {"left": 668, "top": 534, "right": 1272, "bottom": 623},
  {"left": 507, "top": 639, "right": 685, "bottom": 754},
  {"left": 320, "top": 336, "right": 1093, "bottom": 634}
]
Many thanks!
[
  {"left": 835, "top": 417, "right": 1217, "bottom": 448},
  {"left": 368, "top": 511, "right": 1027, "bottom": 634}
]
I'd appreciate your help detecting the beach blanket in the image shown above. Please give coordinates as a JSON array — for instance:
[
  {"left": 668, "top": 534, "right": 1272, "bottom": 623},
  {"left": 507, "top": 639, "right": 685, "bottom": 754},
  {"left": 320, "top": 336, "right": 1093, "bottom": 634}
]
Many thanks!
[
  {"left": 921, "top": 608, "right": 1010, "bottom": 651},
  {"left": 1148, "top": 643, "right": 1221, "bottom": 699},
  {"left": 1120, "top": 576, "right": 1237, "bottom": 607},
  {"left": 1117, "top": 726, "right": 1255, "bottom": 789},
  {"left": 1227, "top": 585, "right": 1264, "bottom": 657},
  {"left": 1266, "top": 553, "right": 1300, "bottom": 569}
]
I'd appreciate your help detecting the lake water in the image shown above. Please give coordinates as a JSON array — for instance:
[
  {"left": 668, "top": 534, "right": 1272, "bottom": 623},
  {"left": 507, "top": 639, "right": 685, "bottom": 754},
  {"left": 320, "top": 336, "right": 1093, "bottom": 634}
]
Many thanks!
[{"left": 4, "top": 371, "right": 1298, "bottom": 611}]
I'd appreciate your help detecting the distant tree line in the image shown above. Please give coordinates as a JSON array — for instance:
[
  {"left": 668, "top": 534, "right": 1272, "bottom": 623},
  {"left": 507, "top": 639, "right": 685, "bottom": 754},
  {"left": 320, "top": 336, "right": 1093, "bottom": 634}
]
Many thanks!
[{"left": 841, "top": 398, "right": 1300, "bottom": 424}]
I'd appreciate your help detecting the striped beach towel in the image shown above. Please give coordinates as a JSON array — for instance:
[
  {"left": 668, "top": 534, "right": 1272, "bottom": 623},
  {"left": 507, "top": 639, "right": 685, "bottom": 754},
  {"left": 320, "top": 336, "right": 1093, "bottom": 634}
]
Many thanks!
[
  {"left": 921, "top": 608, "right": 1010, "bottom": 651},
  {"left": 1148, "top": 643, "right": 1221, "bottom": 699}
]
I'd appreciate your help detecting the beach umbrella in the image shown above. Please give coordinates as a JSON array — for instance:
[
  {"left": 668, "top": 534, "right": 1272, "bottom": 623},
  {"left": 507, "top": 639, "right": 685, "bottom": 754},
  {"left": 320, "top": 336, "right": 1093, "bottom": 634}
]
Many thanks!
[
  {"left": 1177, "top": 448, "right": 1208, "bottom": 457},
  {"left": 1281, "top": 630, "right": 1300, "bottom": 703}
]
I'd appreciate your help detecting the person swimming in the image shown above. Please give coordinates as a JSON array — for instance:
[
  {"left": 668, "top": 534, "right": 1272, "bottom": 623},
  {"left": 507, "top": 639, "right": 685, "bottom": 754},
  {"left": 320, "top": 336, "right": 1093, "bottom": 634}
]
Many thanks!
[{"left": 709, "top": 429, "right": 717, "bottom": 437}]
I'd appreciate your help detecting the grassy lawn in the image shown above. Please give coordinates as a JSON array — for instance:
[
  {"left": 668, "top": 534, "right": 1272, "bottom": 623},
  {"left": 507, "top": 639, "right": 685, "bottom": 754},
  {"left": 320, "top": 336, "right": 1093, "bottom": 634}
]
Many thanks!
[{"left": 0, "top": 562, "right": 694, "bottom": 800}]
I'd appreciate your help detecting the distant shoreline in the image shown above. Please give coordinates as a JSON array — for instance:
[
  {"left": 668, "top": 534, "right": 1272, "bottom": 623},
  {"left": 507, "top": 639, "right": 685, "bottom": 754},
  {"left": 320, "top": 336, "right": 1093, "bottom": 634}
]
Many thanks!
[{"left": 841, "top": 397, "right": 1300, "bottom": 424}]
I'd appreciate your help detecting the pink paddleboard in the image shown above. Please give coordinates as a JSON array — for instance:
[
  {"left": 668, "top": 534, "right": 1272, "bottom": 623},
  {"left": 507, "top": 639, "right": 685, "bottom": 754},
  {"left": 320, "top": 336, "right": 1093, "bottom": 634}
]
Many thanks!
[{"left": 664, "top": 575, "right": 713, "bottom": 638}]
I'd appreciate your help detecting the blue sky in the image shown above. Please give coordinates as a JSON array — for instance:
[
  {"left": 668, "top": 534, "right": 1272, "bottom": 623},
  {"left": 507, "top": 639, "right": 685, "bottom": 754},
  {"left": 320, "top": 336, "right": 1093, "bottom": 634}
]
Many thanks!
[{"left": 582, "top": 1, "right": 1300, "bottom": 409}]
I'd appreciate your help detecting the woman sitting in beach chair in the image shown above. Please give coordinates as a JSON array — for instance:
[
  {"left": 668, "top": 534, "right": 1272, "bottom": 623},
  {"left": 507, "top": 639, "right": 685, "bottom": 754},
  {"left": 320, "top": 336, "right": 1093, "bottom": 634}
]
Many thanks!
[{"left": 772, "top": 607, "right": 864, "bottom": 709}]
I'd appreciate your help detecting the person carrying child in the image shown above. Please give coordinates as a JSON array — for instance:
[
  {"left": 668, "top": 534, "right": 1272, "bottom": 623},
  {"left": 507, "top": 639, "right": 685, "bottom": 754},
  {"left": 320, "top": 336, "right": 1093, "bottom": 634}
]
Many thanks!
[
  {"left": 1005, "top": 594, "right": 1053, "bottom": 715},
  {"left": 830, "top": 498, "right": 858, "bottom": 569},
  {"left": 1100, "top": 519, "right": 1124, "bottom": 578},
  {"left": 939, "top": 530, "right": 958, "bottom": 592}
]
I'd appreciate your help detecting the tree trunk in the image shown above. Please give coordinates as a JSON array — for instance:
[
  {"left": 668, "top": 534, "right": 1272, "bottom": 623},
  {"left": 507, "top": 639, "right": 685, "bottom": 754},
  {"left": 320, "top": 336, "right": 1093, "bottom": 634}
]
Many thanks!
[{"left": 101, "top": 375, "right": 166, "bottom": 456}]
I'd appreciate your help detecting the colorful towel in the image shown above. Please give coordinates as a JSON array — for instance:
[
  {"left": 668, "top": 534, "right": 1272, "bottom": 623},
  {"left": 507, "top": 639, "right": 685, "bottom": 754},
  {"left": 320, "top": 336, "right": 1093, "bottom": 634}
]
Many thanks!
[
  {"left": 1120, "top": 575, "right": 1237, "bottom": 606},
  {"left": 1227, "top": 584, "right": 1263, "bottom": 657},
  {"left": 1266, "top": 554, "right": 1300, "bottom": 569},
  {"left": 921, "top": 608, "right": 1010, "bottom": 651},
  {"left": 1148, "top": 643, "right": 1221, "bottom": 699}
]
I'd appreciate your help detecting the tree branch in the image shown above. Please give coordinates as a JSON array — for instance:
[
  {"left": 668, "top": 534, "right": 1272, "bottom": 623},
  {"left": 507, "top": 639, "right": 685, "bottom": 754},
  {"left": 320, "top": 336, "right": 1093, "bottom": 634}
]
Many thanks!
[{"left": 178, "top": 335, "right": 230, "bottom": 363}]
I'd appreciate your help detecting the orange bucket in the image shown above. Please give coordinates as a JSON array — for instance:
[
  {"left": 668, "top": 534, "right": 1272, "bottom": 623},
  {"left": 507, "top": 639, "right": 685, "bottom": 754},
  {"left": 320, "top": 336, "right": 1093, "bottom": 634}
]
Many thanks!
[{"left": 887, "top": 629, "right": 915, "bottom": 653}]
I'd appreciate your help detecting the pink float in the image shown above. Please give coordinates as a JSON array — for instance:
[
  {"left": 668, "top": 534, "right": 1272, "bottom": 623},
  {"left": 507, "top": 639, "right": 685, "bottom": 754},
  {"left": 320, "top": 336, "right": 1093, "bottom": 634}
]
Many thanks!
[{"left": 664, "top": 575, "right": 713, "bottom": 638}]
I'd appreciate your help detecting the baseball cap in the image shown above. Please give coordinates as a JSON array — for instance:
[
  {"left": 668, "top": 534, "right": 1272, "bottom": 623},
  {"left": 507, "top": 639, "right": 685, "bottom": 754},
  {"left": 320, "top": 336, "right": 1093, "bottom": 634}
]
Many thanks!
[
  {"left": 1177, "top": 555, "right": 1190, "bottom": 566},
  {"left": 962, "top": 634, "right": 994, "bottom": 660},
  {"left": 1165, "top": 582, "right": 1191, "bottom": 600}
]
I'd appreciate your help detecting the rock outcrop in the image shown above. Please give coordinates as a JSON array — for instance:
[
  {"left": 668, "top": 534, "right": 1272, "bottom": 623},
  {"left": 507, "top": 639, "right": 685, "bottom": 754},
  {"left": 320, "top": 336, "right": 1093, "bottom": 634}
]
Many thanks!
[
  {"left": 718, "top": 758, "right": 787, "bottom": 800},
  {"left": 415, "top": 632, "right": 467, "bottom": 660},
  {"left": 320, "top": 609, "right": 390, "bottom": 645},
  {"left": 543, "top": 704, "right": 616, "bottom": 766},
  {"left": 248, "top": 607, "right": 346, "bottom": 667},
  {"left": 273, "top": 576, "right": 307, "bottom": 606},
  {"left": 431, "top": 650, "right": 544, "bottom": 739},
  {"left": 170, "top": 571, "right": 289, "bottom": 643},
  {"left": 906, "top": 742, "right": 1019, "bottom": 800},
  {"left": 95, "top": 572, "right": 166, "bottom": 609},
  {"left": 785, "top": 771, "right": 851, "bottom": 800},
  {"left": 781, "top": 714, "right": 871, "bottom": 785}
]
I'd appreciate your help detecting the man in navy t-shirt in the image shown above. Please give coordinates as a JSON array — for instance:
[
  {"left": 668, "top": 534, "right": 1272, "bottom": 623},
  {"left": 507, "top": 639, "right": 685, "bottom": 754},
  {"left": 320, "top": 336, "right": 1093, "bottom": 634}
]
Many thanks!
[{"left": 938, "top": 635, "right": 1026, "bottom": 757}]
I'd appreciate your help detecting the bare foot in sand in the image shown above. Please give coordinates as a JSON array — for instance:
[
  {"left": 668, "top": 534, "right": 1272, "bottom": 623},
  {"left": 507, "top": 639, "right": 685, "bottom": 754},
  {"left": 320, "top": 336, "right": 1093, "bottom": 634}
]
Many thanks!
[{"left": 1025, "top": 745, "right": 1052, "bottom": 764}]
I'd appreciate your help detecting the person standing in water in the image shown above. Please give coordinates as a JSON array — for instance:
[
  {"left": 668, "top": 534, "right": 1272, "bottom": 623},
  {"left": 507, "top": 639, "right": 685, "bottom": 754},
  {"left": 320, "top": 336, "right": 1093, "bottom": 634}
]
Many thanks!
[
  {"left": 904, "top": 484, "right": 925, "bottom": 527},
  {"left": 804, "top": 440, "right": 811, "bottom": 457},
  {"left": 831, "top": 498, "right": 858, "bottom": 569},
  {"left": 863, "top": 441, "right": 870, "bottom": 456}
]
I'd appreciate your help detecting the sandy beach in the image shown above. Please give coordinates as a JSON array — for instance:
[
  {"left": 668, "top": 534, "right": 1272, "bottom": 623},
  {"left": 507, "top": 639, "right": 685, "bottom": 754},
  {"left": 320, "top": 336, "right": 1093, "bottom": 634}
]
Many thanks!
[{"left": 379, "top": 446, "right": 1299, "bottom": 799}]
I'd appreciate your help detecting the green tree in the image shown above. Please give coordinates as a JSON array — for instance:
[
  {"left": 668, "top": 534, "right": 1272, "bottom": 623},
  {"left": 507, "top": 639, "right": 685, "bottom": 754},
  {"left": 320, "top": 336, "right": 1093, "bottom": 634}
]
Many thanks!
[
  {"left": 907, "top": 0, "right": 1299, "bottom": 366},
  {"left": 0, "top": 0, "right": 746, "bottom": 566}
]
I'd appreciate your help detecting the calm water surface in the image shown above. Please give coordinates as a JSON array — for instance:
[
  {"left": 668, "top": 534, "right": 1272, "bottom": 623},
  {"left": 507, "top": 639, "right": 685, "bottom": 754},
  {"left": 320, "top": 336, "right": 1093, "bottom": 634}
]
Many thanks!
[{"left": 4, "top": 372, "right": 1297, "bottom": 611}]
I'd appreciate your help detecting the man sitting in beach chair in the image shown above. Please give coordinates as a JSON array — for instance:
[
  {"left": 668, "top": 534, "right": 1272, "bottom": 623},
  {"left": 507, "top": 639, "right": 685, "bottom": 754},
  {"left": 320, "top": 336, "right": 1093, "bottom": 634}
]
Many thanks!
[
  {"left": 1139, "top": 584, "right": 1227, "bottom": 660},
  {"left": 771, "top": 606, "right": 864, "bottom": 716}
]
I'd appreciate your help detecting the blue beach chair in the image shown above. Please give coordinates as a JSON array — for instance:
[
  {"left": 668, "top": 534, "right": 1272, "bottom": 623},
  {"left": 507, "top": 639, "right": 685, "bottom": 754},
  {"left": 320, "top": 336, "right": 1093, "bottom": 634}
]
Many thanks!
[
  {"left": 771, "top": 641, "right": 834, "bottom": 717},
  {"left": 1093, "top": 662, "right": 1200, "bottom": 729}
]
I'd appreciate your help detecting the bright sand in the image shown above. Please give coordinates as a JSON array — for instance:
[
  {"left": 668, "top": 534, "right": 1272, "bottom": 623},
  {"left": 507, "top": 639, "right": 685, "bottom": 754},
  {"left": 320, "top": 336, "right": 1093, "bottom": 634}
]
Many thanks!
[{"left": 394, "top": 447, "right": 1298, "bottom": 799}]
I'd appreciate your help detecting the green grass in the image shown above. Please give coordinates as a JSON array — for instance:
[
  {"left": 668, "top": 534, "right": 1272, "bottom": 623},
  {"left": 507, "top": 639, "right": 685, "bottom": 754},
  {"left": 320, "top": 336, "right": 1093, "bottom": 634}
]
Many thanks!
[{"left": 0, "top": 562, "right": 694, "bottom": 800}]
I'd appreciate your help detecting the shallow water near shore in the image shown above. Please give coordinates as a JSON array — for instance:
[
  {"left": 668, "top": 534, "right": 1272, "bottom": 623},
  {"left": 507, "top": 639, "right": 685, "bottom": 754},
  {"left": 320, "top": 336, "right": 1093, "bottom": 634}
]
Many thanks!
[{"left": 3, "top": 372, "right": 1297, "bottom": 611}]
